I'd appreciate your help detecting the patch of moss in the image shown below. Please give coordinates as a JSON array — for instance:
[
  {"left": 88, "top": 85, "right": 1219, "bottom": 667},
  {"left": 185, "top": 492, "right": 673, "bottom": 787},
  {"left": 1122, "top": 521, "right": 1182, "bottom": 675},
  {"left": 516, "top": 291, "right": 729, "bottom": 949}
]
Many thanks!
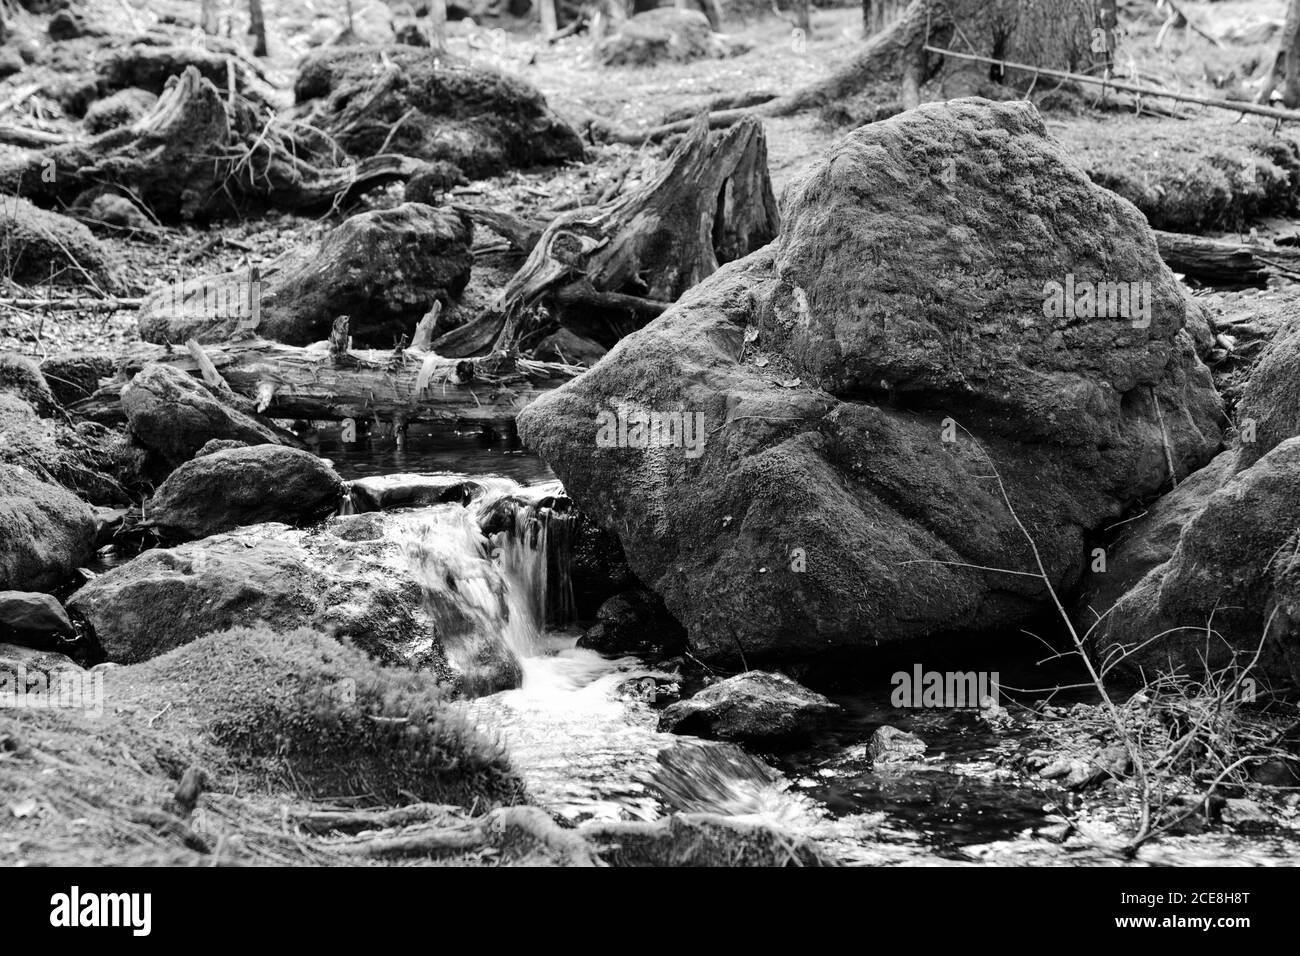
[{"left": 127, "top": 626, "right": 527, "bottom": 808}]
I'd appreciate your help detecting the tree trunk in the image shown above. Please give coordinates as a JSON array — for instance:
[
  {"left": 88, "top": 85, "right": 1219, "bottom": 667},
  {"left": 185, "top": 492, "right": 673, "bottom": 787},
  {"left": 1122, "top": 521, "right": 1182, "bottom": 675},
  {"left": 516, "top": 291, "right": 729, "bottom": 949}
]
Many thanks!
[
  {"left": 538, "top": 0, "right": 558, "bottom": 37},
  {"left": 248, "top": 0, "right": 268, "bottom": 56},
  {"left": 696, "top": 0, "right": 723, "bottom": 31},
  {"left": 445, "top": 115, "right": 779, "bottom": 356},
  {"left": 1283, "top": 0, "right": 1300, "bottom": 107},
  {"left": 69, "top": 340, "right": 581, "bottom": 425},
  {"left": 200, "top": 0, "right": 219, "bottom": 35},
  {"left": 430, "top": 0, "right": 448, "bottom": 52},
  {"left": 790, "top": 0, "right": 810, "bottom": 35}
]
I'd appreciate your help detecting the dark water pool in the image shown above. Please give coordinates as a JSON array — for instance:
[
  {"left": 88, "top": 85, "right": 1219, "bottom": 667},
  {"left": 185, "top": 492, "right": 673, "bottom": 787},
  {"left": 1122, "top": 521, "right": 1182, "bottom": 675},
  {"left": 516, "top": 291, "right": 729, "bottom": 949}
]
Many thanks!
[{"left": 308, "top": 421, "right": 554, "bottom": 484}]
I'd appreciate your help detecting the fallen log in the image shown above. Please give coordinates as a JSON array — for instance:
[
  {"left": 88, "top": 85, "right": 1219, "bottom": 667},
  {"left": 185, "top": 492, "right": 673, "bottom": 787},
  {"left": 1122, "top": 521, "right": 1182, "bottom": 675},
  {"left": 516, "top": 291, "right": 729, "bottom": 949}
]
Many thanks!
[
  {"left": 439, "top": 115, "right": 778, "bottom": 356},
  {"left": 67, "top": 335, "right": 583, "bottom": 425},
  {"left": 1153, "top": 230, "right": 1300, "bottom": 287}
]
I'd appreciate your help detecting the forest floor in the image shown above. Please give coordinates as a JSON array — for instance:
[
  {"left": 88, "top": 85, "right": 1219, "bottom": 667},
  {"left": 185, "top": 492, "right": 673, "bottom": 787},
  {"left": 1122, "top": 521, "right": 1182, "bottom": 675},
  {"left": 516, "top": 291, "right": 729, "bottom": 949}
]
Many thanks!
[
  {"left": 5, "top": 0, "right": 1298, "bottom": 359},
  {"left": 3, "top": 0, "right": 1300, "bottom": 866}
]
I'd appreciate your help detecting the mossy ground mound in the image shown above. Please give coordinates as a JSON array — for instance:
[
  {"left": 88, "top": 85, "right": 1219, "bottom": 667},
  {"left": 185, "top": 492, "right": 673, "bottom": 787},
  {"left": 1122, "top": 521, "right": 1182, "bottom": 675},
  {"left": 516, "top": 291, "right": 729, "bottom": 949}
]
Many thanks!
[
  {"left": 1053, "top": 115, "right": 1300, "bottom": 234},
  {"left": 0, "top": 626, "right": 527, "bottom": 865}
]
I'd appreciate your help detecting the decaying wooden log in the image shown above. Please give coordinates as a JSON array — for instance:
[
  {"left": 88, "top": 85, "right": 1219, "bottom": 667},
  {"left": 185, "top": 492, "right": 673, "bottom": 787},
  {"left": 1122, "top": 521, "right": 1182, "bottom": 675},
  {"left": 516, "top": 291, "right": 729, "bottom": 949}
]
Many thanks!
[
  {"left": 435, "top": 115, "right": 778, "bottom": 357},
  {"left": 1153, "top": 230, "right": 1300, "bottom": 287},
  {"left": 68, "top": 338, "right": 583, "bottom": 424}
]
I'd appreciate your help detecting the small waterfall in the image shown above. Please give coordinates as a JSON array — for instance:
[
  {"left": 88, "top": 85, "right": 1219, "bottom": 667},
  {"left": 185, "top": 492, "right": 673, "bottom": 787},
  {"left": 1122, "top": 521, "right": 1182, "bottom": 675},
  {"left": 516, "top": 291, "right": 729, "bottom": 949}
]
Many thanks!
[
  {"left": 381, "top": 472, "right": 823, "bottom": 827},
  {"left": 392, "top": 476, "right": 577, "bottom": 694}
]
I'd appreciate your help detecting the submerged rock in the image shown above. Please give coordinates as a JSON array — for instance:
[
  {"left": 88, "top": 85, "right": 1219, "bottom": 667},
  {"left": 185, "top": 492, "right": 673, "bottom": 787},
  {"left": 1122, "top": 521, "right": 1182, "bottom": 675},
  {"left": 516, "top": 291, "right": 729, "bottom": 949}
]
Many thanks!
[
  {"left": 137, "top": 203, "right": 473, "bottom": 346},
  {"left": 122, "top": 364, "right": 282, "bottom": 468},
  {"left": 145, "top": 445, "right": 344, "bottom": 541},
  {"left": 519, "top": 98, "right": 1224, "bottom": 668},
  {"left": 0, "top": 464, "right": 96, "bottom": 592},
  {"left": 294, "top": 46, "right": 585, "bottom": 178},
  {"left": 867, "top": 726, "right": 927, "bottom": 764},
  {"left": 346, "top": 472, "right": 480, "bottom": 512},
  {"left": 577, "top": 587, "right": 686, "bottom": 658},
  {"left": 658, "top": 671, "right": 838, "bottom": 742}
]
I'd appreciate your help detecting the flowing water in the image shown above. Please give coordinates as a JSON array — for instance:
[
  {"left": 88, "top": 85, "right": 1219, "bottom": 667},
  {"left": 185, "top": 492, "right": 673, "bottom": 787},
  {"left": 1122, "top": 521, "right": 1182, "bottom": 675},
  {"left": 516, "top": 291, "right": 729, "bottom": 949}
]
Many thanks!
[{"left": 368, "top": 452, "right": 1299, "bottom": 866}]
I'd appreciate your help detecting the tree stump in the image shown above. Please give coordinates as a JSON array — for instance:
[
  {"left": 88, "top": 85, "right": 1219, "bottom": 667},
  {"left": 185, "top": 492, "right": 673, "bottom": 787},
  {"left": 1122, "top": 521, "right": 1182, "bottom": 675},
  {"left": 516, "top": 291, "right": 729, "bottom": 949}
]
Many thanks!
[{"left": 440, "top": 115, "right": 779, "bottom": 356}]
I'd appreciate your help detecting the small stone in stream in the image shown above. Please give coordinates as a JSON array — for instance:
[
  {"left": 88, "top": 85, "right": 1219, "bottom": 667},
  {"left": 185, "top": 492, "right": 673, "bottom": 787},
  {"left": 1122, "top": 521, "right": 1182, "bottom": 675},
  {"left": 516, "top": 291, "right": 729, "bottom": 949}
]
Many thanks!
[
  {"left": 1035, "top": 820, "right": 1074, "bottom": 843},
  {"left": 195, "top": 439, "right": 248, "bottom": 457},
  {"left": 657, "top": 671, "right": 839, "bottom": 742},
  {"left": 325, "top": 512, "right": 387, "bottom": 542},
  {"left": 577, "top": 588, "right": 686, "bottom": 658},
  {"left": 83, "top": 87, "right": 158, "bottom": 134},
  {"left": 346, "top": 473, "right": 480, "bottom": 512},
  {"left": 868, "top": 726, "right": 927, "bottom": 763},
  {"left": 616, "top": 676, "right": 659, "bottom": 703},
  {"left": 533, "top": 328, "right": 608, "bottom": 367},
  {"left": 0, "top": 592, "right": 75, "bottom": 650},
  {"left": 145, "top": 445, "right": 345, "bottom": 541},
  {"left": 122, "top": 364, "right": 281, "bottom": 468},
  {"left": 1222, "top": 798, "right": 1273, "bottom": 829}
]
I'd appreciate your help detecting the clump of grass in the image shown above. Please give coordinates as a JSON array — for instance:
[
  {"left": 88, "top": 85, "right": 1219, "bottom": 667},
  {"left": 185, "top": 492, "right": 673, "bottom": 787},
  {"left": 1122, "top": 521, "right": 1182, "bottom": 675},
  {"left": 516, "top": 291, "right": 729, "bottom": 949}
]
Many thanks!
[{"left": 129, "top": 625, "right": 528, "bottom": 809}]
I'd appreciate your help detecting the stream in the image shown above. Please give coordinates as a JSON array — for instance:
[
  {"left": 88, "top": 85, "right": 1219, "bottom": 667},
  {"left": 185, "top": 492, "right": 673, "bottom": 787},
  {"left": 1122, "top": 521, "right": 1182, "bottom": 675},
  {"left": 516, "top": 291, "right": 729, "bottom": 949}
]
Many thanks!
[{"left": 323, "top": 426, "right": 1300, "bottom": 866}]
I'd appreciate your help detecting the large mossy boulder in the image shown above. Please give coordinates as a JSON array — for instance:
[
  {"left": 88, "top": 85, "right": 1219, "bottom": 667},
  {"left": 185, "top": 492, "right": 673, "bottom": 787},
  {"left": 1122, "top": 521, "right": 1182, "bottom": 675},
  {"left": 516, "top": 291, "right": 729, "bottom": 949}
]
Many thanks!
[
  {"left": 518, "top": 98, "right": 1225, "bottom": 668},
  {"left": 1086, "top": 311, "right": 1300, "bottom": 685},
  {"left": 294, "top": 46, "right": 585, "bottom": 179},
  {"left": 137, "top": 203, "right": 473, "bottom": 346}
]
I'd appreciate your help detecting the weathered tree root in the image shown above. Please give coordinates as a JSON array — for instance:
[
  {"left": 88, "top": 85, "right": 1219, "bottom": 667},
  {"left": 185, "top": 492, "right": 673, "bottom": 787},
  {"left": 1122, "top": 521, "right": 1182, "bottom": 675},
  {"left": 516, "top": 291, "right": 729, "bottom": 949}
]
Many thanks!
[{"left": 0, "top": 67, "right": 422, "bottom": 220}]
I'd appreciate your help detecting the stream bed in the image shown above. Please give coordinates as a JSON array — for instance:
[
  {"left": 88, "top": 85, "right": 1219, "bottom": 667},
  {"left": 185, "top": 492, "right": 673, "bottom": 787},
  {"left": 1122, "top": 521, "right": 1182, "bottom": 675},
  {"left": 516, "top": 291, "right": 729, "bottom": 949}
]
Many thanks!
[{"left": 334, "top": 431, "right": 1300, "bottom": 866}]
